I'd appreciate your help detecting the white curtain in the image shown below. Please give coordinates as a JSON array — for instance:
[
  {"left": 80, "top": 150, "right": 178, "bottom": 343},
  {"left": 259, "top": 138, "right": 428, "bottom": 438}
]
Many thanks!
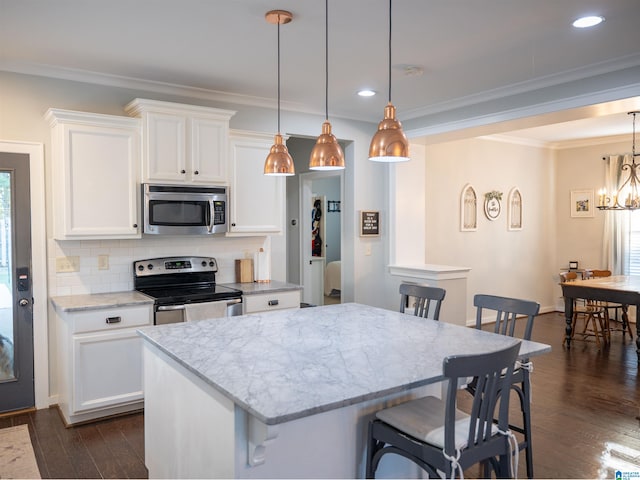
[{"left": 602, "top": 154, "right": 632, "bottom": 274}]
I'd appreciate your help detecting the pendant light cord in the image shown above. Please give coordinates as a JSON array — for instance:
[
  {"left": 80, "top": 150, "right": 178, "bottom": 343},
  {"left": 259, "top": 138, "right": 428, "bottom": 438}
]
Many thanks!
[
  {"left": 325, "top": 0, "right": 329, "bottom": 121},
  {"left": 388, "top": 0, "right": 392, "bottom": 103},
  {"left": 277, "top": 18, "right": 281, "bottom": 133}
]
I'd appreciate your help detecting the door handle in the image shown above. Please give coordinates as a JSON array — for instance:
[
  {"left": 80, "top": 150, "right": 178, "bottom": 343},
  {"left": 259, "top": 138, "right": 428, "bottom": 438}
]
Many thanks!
[
  {"left": 19, "top": 298, "right": 29, "bottom": 307},
  {"left": 157, "top": 305, "right": 186, "bottom": 312}
]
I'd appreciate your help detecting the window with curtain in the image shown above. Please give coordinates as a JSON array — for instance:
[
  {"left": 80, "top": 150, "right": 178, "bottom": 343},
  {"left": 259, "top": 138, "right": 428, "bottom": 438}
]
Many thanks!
[
  {"left": 602, "top": 154, "right": 632, "bottom": 274},
  {"left": 629, "top": 213, "right": 640, "bottom": 274}
]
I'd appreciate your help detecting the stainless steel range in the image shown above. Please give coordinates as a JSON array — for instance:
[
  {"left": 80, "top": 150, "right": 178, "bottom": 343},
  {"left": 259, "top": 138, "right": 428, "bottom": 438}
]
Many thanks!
[{"left": 133, "top": 256, "right": 242, "bottom": 325}]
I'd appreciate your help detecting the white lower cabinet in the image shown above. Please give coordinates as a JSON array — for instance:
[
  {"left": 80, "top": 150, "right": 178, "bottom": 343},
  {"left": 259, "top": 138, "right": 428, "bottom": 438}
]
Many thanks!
[
  {"left": 243, "top": 290, "right": 301, "bottom": 314},
  {"left": 56, "top": 304, "right": 152, "bottom": 425},
  {"left": 72, "top": 329, "right": 144, "bottom": 413}
]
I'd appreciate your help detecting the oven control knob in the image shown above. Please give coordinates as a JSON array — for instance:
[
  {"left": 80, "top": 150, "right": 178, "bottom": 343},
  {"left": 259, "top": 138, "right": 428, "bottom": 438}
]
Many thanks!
[
  {"left": 201, "top": 261, "right": 207, "bottom": 267},
  {"left": 147, "top": 264, "right": 154, "bottom": 270},
  {"left": 209, "top": 261, "right": 215, "bottom": 267},
  {"left": 137, "top": 265, "right": 144, "bottom": 271}
]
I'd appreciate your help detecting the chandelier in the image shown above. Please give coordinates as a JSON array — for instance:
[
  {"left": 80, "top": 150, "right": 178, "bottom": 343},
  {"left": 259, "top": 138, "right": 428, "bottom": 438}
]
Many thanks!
[{"left": 597, "top": 111, "right": 640, "bottom": 210}]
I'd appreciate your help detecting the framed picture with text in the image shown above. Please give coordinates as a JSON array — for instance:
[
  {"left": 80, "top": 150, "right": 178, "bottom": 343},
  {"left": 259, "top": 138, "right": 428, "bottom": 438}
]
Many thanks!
[{"left": 360, "top": 211, "right": 380, "bottom": 236}]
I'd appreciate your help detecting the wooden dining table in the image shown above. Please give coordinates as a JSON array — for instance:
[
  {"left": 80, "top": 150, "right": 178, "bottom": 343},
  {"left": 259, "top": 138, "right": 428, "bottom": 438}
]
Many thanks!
[{"left": 560, "top": 275, "right": 640, "bottom": 359}]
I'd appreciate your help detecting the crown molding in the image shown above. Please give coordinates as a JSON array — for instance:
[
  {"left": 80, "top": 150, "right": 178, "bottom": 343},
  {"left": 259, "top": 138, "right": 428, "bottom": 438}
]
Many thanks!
[
  {"left": 479, "top": 132, "right": 631, "bottom": 150},
  {"left": 0, "top": 60, "right": 317, "bottom": 115}
]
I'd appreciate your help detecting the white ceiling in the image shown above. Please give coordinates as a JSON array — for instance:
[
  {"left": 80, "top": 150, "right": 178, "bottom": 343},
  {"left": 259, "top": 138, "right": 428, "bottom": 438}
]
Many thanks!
[{"left": 2, "top": 0, "right": 640, "bottom": 143}]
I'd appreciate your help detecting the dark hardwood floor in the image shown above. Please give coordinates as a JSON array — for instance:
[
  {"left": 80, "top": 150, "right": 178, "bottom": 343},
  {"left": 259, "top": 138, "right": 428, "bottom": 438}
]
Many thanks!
[
  {"left": 1, "top": 311, "right": 639, "bottom": 478},
  {"left": 0, "top": 408, "right": 146, "bottom": 479},
  {"left": 472, "top": 311, "right": 640, "bottom": 478}
]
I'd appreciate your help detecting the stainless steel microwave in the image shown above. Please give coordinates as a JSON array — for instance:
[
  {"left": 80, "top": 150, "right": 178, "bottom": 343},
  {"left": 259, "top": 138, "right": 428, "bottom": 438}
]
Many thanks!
[{"left": 142, "top": 184, "right": 228, "bottom": 235}]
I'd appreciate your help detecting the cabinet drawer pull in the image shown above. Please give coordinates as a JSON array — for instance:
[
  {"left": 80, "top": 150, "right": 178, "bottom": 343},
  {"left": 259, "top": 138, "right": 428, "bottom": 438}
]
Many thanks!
[
  {"left": 106, "top": 316, "right": 122, "bottom": 324},
  {"left": 267, "top": 300, "right": 279, "bottom": 306}
]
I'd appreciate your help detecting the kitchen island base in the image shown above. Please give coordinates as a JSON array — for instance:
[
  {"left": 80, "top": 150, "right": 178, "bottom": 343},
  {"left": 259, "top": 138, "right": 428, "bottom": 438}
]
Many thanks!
[{"left": 143, "top": 342, "right": 435, "bottom": 479}]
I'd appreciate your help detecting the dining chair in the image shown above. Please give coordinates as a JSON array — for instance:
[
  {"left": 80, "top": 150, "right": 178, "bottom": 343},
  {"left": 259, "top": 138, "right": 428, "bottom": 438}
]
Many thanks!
[
  {"left": 399, "top": 283, "right": 446, "bottom": 320},
  {"left": 584, "top": 269, "right": 633, "bottom": 338},
  {"left": 471, "top": 294, "right": 540, "bottom": 479},
  {"left": 560, "top": 271, "right": 610, "bottom": 347},
  {"left": 366, "top": 342, "right": 521, "bottom": 479}
]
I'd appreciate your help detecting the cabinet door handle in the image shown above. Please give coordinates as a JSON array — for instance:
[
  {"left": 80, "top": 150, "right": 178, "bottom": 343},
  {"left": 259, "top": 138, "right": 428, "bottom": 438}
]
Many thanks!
[
  {"left": 133, "top": 223, "right": 138, "bottom": 228},
  {"left": 180, "top": 169, "right": 186, "bottom": 174},
  {"left": 194, "top": 170, "right": 199, "bottom": 175},
  {"left": 268, "top": 300, "right": 279, "bottom": 306},
  {"left": 106, "top": 316, "right": 122, "bottom": 324}
]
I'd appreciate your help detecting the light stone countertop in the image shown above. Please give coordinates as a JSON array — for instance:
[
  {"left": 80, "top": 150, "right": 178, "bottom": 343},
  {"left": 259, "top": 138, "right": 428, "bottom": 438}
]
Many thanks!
[
  {"left": 222, "top": 280, "right": 302, "bottom": 295},
  {"left": 50, "top": 291, "right": 154, "bottom": 312},
  {"left": 49, "top": 280, "right": 300, "bottom": 312},
  {"left": 137, "top": 302, "right": 551, "bottom": 425}
]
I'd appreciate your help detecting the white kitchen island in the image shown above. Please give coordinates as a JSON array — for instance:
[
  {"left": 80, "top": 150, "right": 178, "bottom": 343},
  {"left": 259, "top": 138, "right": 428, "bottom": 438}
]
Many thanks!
[{"left": 138, "top": 303, "right": 551, "bottom": 479}]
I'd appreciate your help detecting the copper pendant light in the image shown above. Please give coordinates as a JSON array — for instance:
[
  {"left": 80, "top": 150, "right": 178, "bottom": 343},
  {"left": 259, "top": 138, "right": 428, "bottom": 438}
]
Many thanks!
[
  {"left": 309, "top": 0, "right": 345, "bottom": 171},
  {"left": 368, "top": 0, "right": 410, "bottom": 162},
  {"left": 264, "top": 10, "right": 295, "bottom": 176}
]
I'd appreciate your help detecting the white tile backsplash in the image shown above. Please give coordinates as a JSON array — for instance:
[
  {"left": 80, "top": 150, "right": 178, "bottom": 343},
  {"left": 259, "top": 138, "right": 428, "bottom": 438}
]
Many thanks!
[{"left": 48, "top": 236, "right": 268, "bottom": 296}]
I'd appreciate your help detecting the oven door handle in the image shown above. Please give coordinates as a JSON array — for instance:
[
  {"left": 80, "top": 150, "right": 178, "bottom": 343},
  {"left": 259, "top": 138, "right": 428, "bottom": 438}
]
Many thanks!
[
  {"left": 157, "top": 299, "right": 242, "bottom": 312},
  {"left": 157, "top": 305, "right": 186, "bottom": 312}
]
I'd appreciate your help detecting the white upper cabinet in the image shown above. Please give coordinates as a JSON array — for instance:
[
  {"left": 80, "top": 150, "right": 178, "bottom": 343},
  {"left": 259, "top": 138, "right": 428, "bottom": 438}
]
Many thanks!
[
  {"left": 46, "top": 108, "right": 141, "bottom": 240},
  {"left": 126, "top": 99, "right": 235, "bottom": 185},
  {"left": 228, "top": 130, "right": 285, "bottom": 235}
]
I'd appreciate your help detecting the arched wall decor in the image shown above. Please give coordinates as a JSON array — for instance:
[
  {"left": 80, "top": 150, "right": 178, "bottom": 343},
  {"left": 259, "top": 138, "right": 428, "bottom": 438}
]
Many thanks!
[
  {"left": 460, "top": 183, "right": 477, "bottom": 231},
  {"left": 508, "top": 187, "right": 523, "bottom": 231}
]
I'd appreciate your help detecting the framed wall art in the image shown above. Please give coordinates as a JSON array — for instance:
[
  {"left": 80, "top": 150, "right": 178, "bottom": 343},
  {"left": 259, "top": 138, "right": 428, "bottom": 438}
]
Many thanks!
[
  {"left": 460, "top": 183, "right": 478, "bottom": 231},
  {"left": 484, "top": 190, "right": 503, "bottom": 221},
  {"left": 360, "top": 211, "right": 380, "bottom": 236},
  {"left": 508, "top": 187, "right": 522, "bottom": 231},
  {"left": 570, "top": 189, "right": 594, "bottom": 218}
]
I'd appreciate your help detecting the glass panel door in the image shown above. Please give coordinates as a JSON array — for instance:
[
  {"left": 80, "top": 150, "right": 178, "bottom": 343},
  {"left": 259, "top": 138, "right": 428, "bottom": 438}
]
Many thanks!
[
  {"left": 0, "top": 152, "right": 34, "bottom": 412},
  {"left": 0, "top": 171, "right": 14, "bottom": 381}
]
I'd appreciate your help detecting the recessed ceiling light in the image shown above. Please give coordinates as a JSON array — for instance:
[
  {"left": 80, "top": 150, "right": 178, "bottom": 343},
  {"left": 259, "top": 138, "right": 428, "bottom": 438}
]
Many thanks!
[
  {"left": 572, "top": 15, "right": 604, "bottom": 28},
  {"left": 357, "top": 89, "right": 376, "bottom": 97}
]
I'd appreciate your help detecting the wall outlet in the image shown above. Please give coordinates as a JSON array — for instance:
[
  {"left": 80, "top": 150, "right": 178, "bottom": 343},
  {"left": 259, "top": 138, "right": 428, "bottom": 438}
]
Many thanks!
[
  {"left": 98, "top": 255, "right": 109, "bottom": 270},
  {"left": 56, "top": 256, "right": 80, "bottom": 273},
  {"left": 365, "top": 244, "right": 372, "bottom": 256}
]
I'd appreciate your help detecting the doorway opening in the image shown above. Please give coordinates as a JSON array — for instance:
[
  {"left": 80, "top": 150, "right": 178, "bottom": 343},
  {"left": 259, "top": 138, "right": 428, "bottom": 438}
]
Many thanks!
[
  {"left": 285, "top": 137, "right": 344, "bottom": 307},
  {"left": 300, "top": 172, "right": 342, "bottom": 306}
]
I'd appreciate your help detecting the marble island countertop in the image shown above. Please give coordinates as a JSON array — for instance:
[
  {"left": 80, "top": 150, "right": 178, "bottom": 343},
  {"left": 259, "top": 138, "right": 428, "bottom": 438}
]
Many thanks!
[{"left": 137, "top": 302, "right": 551, "bottom": 425}]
